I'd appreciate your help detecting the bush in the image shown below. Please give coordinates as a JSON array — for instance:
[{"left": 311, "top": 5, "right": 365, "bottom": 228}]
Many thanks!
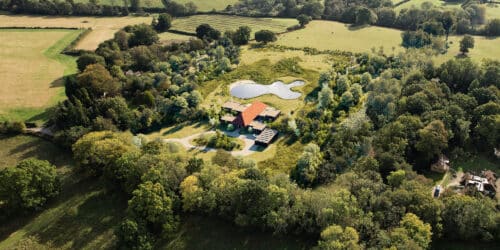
[{"left": 0, "top": 121, "right": 26, "bottom": 135}]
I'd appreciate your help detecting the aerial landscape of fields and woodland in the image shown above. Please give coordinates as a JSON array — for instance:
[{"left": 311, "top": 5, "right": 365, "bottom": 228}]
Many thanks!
[{"left": 0, "top": 0, "right": 499, "bottom": 249}]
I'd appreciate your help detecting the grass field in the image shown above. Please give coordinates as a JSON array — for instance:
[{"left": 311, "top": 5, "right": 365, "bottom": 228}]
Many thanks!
[
  {"left": 74, "top": 0, "right": 238, "bottom": 11},
  {"left": 159, "top": 31, "right": 194, "bottom": 44},
  {"left": 0, "top": 29, "right": 82, "bottom": 123},
  {"left": 171, "top": 15, "right": 297, "bottom": 37},
  {"left": 276, "top": 20, "right": 404, "bottom": 54},
  {"left": 394, "top": 0, "right": 461, "bottom": 12},
  {"left": 435, "top": 35, "right": 500, "bottom": 64},
  {"left": 0, "top": 14, "right": 152, "bottom": 50},
  {"left": 241, "top": 46, "right": 335, "bottom": 72}
]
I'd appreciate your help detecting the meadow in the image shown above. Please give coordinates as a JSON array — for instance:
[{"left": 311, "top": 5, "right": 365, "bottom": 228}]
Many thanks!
[
  {"left": 0, "top": 14, "right": 152, "bottom": 50},
  {"left": 435, "top": 35, "right": 500, "bottom": 63},
  {"left": 394, "top": 0, "right": 461, "bottom": 12},
  {"left": 276, "top": 20, "right": 404, "bottom": 54},
  {"left": 171, "top": 15, "right": 298, "bottom": 36},
  {"left": 0, "top": 29, "right": 82, "bottom": 123}
]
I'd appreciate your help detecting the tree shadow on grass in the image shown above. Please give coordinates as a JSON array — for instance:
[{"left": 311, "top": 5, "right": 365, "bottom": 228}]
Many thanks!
[
  {"left": 31, "top": 181, "right": 127, "bottom": 249},
  {"left": 50, "top": 77, "right": 65, "bottom": 88},
  {"left": 346, "top": 23, "right": 370, "bottom": 31},
  {"left": 5, "top": 135, "right": 71, "bottom": 167}
]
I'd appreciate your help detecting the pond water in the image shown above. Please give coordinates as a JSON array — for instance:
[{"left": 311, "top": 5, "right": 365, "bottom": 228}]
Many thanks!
[{"left": 230, "top": 80, "right": 305, "bottom": 100}]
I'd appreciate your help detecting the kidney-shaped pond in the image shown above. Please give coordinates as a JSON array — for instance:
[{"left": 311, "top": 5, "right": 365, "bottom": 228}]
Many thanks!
[{"left": 230, "top": 80, "right": 305, "bottom": 100}]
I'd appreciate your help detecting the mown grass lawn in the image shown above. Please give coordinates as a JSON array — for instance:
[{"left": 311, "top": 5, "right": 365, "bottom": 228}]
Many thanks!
[{"left": 0, "top": 29, "right": 82, "bottom": 123}]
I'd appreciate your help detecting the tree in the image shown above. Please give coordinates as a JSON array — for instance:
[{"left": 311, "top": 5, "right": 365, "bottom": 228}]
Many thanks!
[
  {"left": 387, "top": 170, "right": 406, "bottom": 188},
  {"left": 77, "top": 53, "right": 105, "bottom": 72},
  {"left": 77, "top": 64, "right": 121, "bottom": 97},
  {"left": 72, "top": 131, "right": 136, "bottom": 175},
  {"left": 398, "top": 213, "right": 432, "bottom": 249},
  {"left": 0, "top": 159, "right": 60, "bottom": 212},
  {"left": 232, "top": 26, "right": 251, "bottom": 45},
  {"left": 317, "top": 225, "right": 361, "bottom": 250},
  {"left": 415, "top": 120, "right": 448, "bottom": 160},
  {"left": 153, "top": 13, "right": 172, "bottom": 32},
  {"left": 255, "top": 30, "right": 277, "bottom": 44},
  {"left": 292, "top": 143, "right": 323, "bottom": 186},
  {"left": 442, "top": 195, "right": 496, "bottom": 240},
  {"left": 195, "top": 23, "right": 220, "bottom": 41},
  {"left": 484, "top": 18, "right": 500, "bottom": 36},
  {"left": 128, "top": 24, "right": 159, "bottom": 47},
  {"left": 116, "top": 219, "right": 153, "bottom": 250},
  {"left": 318, "top": 83, "right": 335, "bottom": 110},
  {"left": 127, "top": 181, "right": 177, "bottom": 233},
  {"left": 355, "top": 7, "right": 377, "bottom": 26},
  {"left": 297, "top": 14, "right": 312, "bottom": 27},
  {"left": 459, "top": 35, "right": 475, "bottom": 55},
  {"left": 441, "top": 11, "right": 454, "bottom": 41}
]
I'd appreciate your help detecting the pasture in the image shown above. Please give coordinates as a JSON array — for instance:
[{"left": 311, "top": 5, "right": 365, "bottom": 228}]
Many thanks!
[
  {"left": 0, "top": 14, "right": 152, "bottom": 50},
  {"left": 0, "top": 29, "right": 82, "bottom": 123},
  {"left": 394, "top": 0, "right": 461, "bottom": 12},
  {"left": 435, "top": 35, "right": 500, "bottom": 64},
  {"left": 276, "top": 20, "right": 404, "bottom": 54},
  {"left": 171, "top": 15, "right": 297, "bottom": 36}
]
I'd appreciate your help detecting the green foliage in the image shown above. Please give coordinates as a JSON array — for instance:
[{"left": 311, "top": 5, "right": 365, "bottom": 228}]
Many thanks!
[
  {"left": 292, "top": 143, "right": 323, "bottom": 186},
  {"left": 459, "top": 35, "right": 475, "bottom": 54},
  {"left": 76, "top": 53, "right": 105, "bottom": 72},
  {"left": 317, "top": 225, "right": 361, "bottom": 250},
  {"left": 0, "top": 159, "right": 60, "bottom": 213},
  {"left": 255, "top": 30, "right": 277, "bottom": 44},
  {"left": 153, "top": 13, "right": 173, "bottom": 32},
  {"left": 415, "top": 120, "right": 448, "bottom": 161},
  {"left": 72, "top": 131, "right": 136, "bottom": 175},
  {"left": 297, "top": 14, "right": 312, "bottom": 27},
  {"left": 127, "top": 181, "right": 177, "bottom": 234},
  {"left": 128, "top": 24, "right": 159, "bottom": 47},
  {"left": 387, "top": 170, "right": 406, "bottom": 188}
]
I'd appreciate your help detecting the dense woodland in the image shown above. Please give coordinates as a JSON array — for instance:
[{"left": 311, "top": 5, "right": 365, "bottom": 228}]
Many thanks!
[{"left": 0, "top": 2, "right": 499, "bottom": 250}]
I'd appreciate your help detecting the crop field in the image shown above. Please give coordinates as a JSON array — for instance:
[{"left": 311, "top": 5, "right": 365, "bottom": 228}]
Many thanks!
[
  {"left": 276, "top": 20, "right": 404, "bottom": 54},
  {"left": 74, "top": 0, "right": 238, "bottom": 11},
  {"left": 171, "top": 15, "right": 297, "bottom": 36},
  {"left": 0, "top": 14, "right": 152, "bottom": 51},
  {"left": 0, "top": 29, "right": 82, "bottom": 123}
]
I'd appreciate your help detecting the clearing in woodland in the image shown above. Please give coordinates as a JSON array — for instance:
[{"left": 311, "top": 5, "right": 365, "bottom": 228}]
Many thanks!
[
  {"left": 0, "top": 29, "right": 82, "bottom": 123},
  {"left": 0, "top": 14, "right": 152, "bottom": 51}
]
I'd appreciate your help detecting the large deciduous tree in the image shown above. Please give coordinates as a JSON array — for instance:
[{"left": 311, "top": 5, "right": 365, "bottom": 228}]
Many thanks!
[{"left": 0, "top": 159, "right": 60, "bottom": 213}]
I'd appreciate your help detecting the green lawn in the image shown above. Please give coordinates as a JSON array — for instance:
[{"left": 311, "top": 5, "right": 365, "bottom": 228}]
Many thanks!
[
  {"left": 171, "top": 15, "right": 298, "bottom": 37},
  {"left": 159, "top": 31, "right": 194, "bottom": 43},
  {"left": 276, "top": 20, "right": 404, "bottom": 54},
  {"left": 0, "top": 29, "right": 82, "bottom": 124}
]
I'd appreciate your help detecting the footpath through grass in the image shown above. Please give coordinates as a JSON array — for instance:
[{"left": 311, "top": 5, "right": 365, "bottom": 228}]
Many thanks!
[{"left": 0, "top": 29, "right": 82, "bottom": 124}]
